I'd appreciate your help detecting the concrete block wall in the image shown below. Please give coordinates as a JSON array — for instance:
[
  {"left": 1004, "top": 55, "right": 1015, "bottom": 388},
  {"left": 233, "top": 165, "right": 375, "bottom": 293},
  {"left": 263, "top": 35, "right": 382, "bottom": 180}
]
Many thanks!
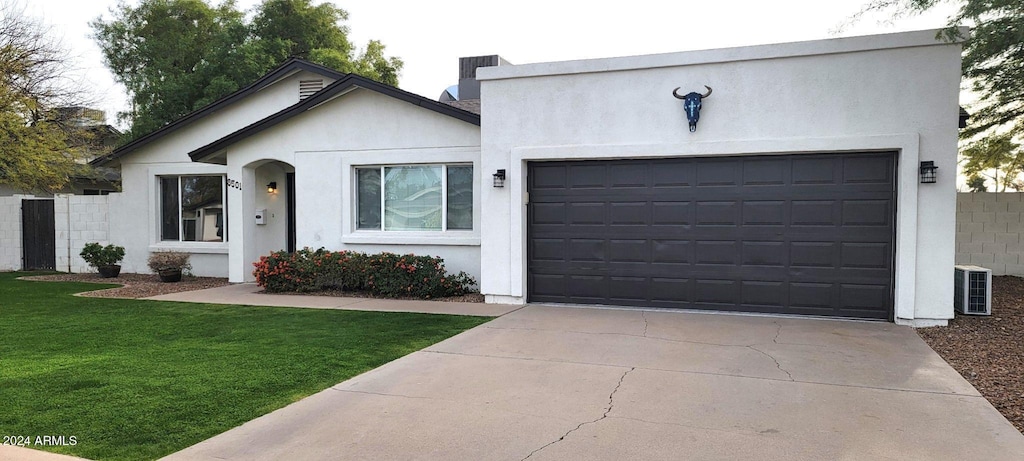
[
  {"left": 956, "top": 192, "right": 1024, "bottom": 276},
  {"left": 54, "top": 194, "right": 112, "bottom": 273},
  {"left": 0, "top": 195, "right": 34, "bottom": 270}
]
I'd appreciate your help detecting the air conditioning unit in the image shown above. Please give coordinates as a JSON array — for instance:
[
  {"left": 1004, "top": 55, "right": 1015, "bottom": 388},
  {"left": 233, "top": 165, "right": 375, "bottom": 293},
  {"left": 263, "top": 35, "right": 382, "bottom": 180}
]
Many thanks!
[{"left": 953, "top": 265, "right": 992, "bottom": 315}]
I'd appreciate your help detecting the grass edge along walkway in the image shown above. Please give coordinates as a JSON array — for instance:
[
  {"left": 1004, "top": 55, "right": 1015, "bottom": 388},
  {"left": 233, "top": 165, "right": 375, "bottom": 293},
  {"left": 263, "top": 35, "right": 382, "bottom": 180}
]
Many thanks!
[{"left": 0, "top": 272, "right": 491, "bottom": 461}]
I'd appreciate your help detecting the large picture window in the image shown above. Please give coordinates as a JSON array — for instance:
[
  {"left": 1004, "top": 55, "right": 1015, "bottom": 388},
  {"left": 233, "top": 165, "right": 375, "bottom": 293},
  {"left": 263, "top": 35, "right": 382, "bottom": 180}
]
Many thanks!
[
  {"left": 160, "top": 175, "right": 226, "bottom": 242},
  {"left": 356, "top": 165, "right": 473, "bottom": 231}
]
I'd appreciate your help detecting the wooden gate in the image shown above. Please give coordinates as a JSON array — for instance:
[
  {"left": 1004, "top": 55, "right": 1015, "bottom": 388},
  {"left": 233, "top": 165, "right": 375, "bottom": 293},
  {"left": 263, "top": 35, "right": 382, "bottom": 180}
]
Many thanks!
[{"left": 22, "top": 199, "right": 55, "bottom": 271}]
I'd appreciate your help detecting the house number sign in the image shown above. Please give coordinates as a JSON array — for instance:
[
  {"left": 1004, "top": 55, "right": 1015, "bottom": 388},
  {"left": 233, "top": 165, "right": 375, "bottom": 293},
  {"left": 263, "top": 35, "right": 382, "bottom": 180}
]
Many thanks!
[{"left": 227, "top": 178, "right": 242, "bottom": 190}]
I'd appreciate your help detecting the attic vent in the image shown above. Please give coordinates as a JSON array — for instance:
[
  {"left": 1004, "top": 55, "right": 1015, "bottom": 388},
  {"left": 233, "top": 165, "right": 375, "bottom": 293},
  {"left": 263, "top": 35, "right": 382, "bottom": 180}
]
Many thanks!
[{"left": 299, "top": 79, "right": 324, "bottom": 100}]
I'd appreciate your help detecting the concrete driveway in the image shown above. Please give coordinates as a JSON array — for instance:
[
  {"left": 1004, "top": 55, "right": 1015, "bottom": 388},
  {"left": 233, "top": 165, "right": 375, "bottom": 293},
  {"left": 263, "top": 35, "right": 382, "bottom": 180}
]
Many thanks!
[{"left": 163, "top": 306, "right": 1024, "bottom": 460}]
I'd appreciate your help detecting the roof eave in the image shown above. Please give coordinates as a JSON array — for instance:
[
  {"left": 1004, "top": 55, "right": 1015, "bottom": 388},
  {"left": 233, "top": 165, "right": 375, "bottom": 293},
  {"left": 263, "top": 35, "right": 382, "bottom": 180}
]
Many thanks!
[
  {"left": 187, "top": 75, "right": 481, "bottom": 162},
  {"left": 91, "top": 58, "right": 346, "bottom": 166}
]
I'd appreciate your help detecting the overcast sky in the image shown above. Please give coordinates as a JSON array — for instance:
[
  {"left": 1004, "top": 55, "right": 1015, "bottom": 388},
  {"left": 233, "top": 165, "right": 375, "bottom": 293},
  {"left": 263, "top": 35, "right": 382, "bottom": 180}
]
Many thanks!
[{"left": 31, "top": 0, "right": 961, "bottom": 129}]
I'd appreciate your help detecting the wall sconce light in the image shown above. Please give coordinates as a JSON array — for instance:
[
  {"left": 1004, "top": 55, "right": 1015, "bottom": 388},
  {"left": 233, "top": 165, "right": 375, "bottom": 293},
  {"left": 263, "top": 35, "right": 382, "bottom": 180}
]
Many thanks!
[
  {"left": 266, "top": 181, "right": 278, "bottom": 193},
  {"left": 493, "top": 169, "right": 506, "bottom": 188},
  {"left": 919, "top": 161, "right": 938, "bottom": 184}
]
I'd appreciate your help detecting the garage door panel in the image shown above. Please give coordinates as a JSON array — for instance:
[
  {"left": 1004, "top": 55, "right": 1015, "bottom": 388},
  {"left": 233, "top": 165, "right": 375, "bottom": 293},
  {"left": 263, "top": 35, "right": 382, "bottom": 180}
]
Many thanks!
[
  {"left": 652, "top": 201, "right": 692, "bottom": 225},
  {"left": 569, "top": 239, "right": 605, "bottom": 262},
  {"left": 695, "top": 279, "right": 740, "bottom": 305},
  {"left": 742, "top": 241, "right": 787, "bottom": 267},
  {"left": 532, "top": 202, "right": 566, "bottom": 225},
  {"left": 696, "top": 160, "right": 740, "bottom": 186},
  {"left": 610, "top": 164, "right": 648, "bottom": 188},
  {"left": 531, "top": 238, "right": 566, "bottom": 261},
  {"left": 651, "top": 278, "right": 692, "bottom": 302},
  {"left": 789, "top": 282, "right": 835, "bottom": 309},
  {"left": 742, "top": 201, "right": 787, "bottom": 226},
  {"left": 530, "top": 274, "right": 567, "bottom": 300},
  {"left": 842, "top": 199, "right": 892, "bottom": 226},
  {"left": 531, "top": 165, "right": 568, "bottom": 190},
  {"left": 528, "top": 153, "right": 895, "bottom": 319},
  {"left": 741, "top": 281, "right": 787, "bottom": 307},
  {"left": 792, "top": 157, "right": 838, "bottom": 185},
  {"left": 791, "top": 200, "right": 838, "bottom": 226},
  {"left": 695, "top": 240, "right": 739, "bottom": 265},
  {"left": 841, "top": 243, "right": 891, "bottom": 269},
  {"left": 652, "top": 239, "right": 692, "bottom": 264},
  {"left": 652, "top": 162, "right": 695, "bottom": 188},
  {"left": 843, "top": 156, "right": 894, "bottom": 184},
  {"left": 608, "top": 239, "right": 648, "bottom": 262},
  {"left": 568, "top": 275, "right": 607, "bottom": 300},
  {"left": 569, "top": 202, "right": 605, "bottom": 225},
  {"left": 608, "top": 277, "right": 649, "bottom": 302},
  {"left": 839, "top": 284, "right": 891, "bottom": 318},
  {"left": 743, "top": 158, "right": 788, "bottom": 186},
  {"left": 609, "top": 201, "right": 649, "bottom": 225},
  {"left": 568, "top": 165, "right": 607, "bottom": 189},
  {"left": 695, "top": 201, "right": 739, "bottom": 227},
  {"left": 790, "top": 242, "right": 837, "bottom": 268}
]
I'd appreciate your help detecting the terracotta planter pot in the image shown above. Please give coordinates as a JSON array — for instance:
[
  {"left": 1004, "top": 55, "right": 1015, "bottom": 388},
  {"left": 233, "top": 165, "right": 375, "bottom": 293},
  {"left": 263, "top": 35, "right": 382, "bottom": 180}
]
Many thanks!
[
  {"left": 98, "top": 265, "right": 121, "bottom": 278},
  {"left": 158, "top": 268, "right": 182, "bottom": 283}
]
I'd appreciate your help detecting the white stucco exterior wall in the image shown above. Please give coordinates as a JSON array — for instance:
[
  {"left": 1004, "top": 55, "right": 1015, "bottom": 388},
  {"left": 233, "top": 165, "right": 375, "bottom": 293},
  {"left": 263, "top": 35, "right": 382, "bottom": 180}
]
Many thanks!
[
  {"left": 222, "top": 88, "right": 481, "bottom": 282},
  {"left": 107, "top": 70, "right": 332, "bottom": 277},
  {"left": 477, "top": 29, "right": 965, "bottom": 324}
]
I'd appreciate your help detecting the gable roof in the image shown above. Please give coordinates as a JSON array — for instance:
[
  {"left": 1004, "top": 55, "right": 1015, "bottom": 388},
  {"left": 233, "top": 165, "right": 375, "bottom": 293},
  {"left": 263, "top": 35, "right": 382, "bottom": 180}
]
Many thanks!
[
  {"left": 91, "top": 58, "right": 346, "bottom": 166},
  {"left": 187, "top": 73, "right": 481, "bottom": 162}
]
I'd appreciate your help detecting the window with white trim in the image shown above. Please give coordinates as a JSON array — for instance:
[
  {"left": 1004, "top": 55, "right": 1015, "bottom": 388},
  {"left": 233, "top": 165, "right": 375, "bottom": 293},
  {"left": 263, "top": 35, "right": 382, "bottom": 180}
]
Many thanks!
[
  {"left": 160, "top": 175, "right": 226, "bottom": 242},
  {"left": 356, "top": 165, "right": 473, "bottom": 231}
]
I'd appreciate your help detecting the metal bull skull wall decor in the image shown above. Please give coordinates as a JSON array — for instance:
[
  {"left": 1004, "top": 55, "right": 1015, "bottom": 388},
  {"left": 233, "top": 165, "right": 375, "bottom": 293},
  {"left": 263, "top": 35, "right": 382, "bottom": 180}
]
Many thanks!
[{"left": 672, "top": 86, "right": 712, "bottom": 132}]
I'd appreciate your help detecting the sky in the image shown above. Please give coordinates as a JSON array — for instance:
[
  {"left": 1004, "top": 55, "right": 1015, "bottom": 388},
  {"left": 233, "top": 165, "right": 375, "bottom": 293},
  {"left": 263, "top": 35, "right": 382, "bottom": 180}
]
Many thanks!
[{"left": 29, "top": 0, "right": 962, "bottom": 129}]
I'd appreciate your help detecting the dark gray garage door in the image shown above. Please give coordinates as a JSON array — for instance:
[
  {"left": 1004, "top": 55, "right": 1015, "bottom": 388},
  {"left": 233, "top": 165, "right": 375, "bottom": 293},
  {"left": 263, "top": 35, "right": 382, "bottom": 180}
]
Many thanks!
[{"left": 527, "top": 152, "right": 896, "bottom": 319}]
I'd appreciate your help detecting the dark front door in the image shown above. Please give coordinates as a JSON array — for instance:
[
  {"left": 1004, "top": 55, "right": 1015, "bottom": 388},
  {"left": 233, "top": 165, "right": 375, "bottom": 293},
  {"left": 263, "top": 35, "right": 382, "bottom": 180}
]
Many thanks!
[
  {"left": 286, "top": 172, "right": 296, "bottom": 253},
  {"left": 527, "top": 152, "right": 896, "bottom": 319},
  {"left": 22, "top": 199, "right": 56, "bottom": 271}
]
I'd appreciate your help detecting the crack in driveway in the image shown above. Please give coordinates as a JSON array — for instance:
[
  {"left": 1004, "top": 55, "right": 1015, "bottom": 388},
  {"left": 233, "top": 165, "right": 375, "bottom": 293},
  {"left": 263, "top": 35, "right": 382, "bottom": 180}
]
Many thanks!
[
  {"left": 747, "top": 346, "right": 795, "bottom": 381},
  {"left": 521, "top": 367, "right": 635, "bottom": 460}
]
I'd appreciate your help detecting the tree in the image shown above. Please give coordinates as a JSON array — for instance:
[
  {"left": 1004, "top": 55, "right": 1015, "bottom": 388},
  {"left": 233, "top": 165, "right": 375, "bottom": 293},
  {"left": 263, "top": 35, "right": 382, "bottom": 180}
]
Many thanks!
[
  {"left": 93, "top": 0, "right": 403, "bottom": 140},
  {"left": 966, "top": 174, "right": 988, "bottom": 192},
  {"left": 0, "top": 1, "right": 89, "bottom": 192},
  {"left": 855, "top": 1, "right": 1022, "bottom": 139},
  {"left": 91, "top": 0, "right": 263, "bottom": 138},
  {"left": 960, "top": 133, "right": 1024, "bottom": 191},
  {"left": 854, "top": 2, "right": 1024, "bottom": 185}
]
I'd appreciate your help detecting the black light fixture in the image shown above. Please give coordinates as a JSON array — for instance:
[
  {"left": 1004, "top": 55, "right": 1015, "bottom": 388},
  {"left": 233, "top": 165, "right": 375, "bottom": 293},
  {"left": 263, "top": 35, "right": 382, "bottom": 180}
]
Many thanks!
[
  {"left": 493, "top": 169, "right": 506, "bottom": 188},
  {"left": 267, "top": 181, "right": 278, "bottom": 193},
  {"left": 919, "top": 161, "right": 938, "bottom": 184}
]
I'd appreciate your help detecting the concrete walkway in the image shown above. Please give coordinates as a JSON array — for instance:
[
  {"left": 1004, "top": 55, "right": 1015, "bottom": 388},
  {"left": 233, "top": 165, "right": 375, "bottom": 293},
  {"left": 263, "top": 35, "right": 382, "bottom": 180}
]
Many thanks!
[
  {"left": 162, "top": 305, "right": 1024, "bottom": 460},
  {"left": 145, "top": 283, "right": 520, "bottom": 316},
  {"left": 0, "top": 445, "right": 89, "bottom": 461}
]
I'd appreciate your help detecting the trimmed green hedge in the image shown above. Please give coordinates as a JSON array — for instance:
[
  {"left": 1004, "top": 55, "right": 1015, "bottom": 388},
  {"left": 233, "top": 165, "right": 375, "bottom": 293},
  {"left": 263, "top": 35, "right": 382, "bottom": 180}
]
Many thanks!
[{"left": 252, "top": 248, "right": 477, "bottom": 298}]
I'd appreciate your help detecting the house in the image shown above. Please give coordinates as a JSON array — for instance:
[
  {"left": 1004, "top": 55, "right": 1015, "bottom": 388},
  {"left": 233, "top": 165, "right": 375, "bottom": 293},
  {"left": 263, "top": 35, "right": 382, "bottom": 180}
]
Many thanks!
[{"left": 92, "top": 28, "right": 966, "bottom": 326}]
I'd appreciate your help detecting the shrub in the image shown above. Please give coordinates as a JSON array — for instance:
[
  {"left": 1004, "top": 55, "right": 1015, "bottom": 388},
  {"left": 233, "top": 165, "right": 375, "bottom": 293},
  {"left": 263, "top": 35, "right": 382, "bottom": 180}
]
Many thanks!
[
  {"left": 147, "top": 251, "right": 192, "bottom": 274},
  {"left": 79, "top": 242, "right": 125, "bottom": 268},
  {"left": 252, "top": 248, "right": 477, "bottom": 298}
]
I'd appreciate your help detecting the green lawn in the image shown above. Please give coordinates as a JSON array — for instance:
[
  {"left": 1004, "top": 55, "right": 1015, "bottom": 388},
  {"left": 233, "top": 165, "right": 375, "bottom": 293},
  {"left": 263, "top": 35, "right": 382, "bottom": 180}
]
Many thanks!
[{"left": 0, "top": 272, "right": 490, "bottom": 460}]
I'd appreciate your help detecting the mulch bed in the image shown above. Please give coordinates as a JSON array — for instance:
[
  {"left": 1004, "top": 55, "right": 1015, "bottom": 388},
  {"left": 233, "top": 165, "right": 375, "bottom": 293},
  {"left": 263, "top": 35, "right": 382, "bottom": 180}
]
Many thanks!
[
  {"left": 19, "top": 273, "right": 230, "bottom": 299},
  {"left": 917, "top": 275, "right": 1024, "bottom": 433}
]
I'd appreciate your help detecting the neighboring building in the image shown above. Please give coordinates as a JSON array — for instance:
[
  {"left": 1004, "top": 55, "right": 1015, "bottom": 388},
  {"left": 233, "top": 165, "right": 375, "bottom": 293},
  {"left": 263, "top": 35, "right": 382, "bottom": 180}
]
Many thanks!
[
  {"left": 92, "top": 29, "right": 966, "bottom": 326},
  {"left": 0, "top": 106, "right": 121, "bottom": 197}
]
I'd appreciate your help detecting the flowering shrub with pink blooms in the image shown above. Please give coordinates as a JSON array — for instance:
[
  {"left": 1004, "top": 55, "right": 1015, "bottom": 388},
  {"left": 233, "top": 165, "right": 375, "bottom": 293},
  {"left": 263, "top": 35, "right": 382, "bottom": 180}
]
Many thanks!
[{"left": 253, "top": 248, "right": 476, "bottom": 298}]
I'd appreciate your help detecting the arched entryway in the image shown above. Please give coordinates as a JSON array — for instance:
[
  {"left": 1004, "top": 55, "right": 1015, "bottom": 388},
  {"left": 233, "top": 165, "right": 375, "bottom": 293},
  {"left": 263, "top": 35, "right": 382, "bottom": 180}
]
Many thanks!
[{"left": 232, "top": 159, "right": 295, "bottom": 282}]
